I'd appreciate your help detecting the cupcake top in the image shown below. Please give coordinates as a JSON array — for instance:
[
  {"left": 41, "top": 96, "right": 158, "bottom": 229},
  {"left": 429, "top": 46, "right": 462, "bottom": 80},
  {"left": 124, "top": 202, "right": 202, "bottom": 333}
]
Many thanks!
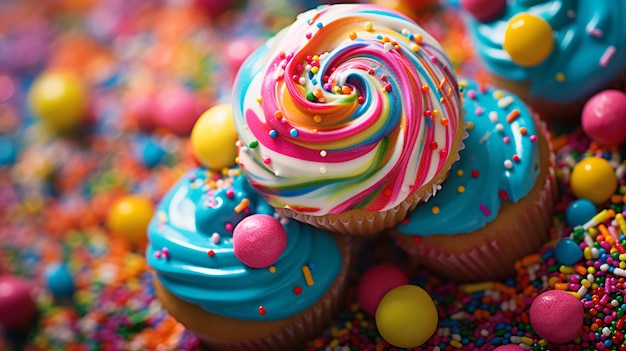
[
  {"left": 461, "top": 0, "right": 626, "bottom": 102},
  {"left": 398, "top": 78, "right": 541, "bottom": 235},
  {"left": 233, "top": 4, "right": 462, "bottom": 216},
  {"left": 146, "top": 167, "right": 343, "bottom": 321}
]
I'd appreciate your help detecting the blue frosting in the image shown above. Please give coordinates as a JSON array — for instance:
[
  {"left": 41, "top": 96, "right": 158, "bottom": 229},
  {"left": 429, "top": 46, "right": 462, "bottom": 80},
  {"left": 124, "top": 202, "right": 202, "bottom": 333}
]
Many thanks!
[
  {"left": 398, "top": 78, "right": 541, "bottom": 235},
  {"left": 465, "top": 0, "right": 626, "bottom": 102},
  {"left": 146, "top": 167, "right": 343, "bottom": 321}
]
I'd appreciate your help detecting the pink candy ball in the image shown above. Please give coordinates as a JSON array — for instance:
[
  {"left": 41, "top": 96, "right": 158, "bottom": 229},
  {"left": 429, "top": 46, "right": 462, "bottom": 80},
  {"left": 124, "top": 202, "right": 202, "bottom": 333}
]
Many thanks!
[
  {"left": 0, "top": 275, "right": 37, "bottom": 330},
  {"left": 232, "top": 214, "right": 287, "bottom": 269},
  {"left": 357, "top": 263, "right": 409, "bottom": 316},
  {"left": 581, "top": 90, "right": 626, "bottom": 146},
  {"left": 493, "top": 345, "right": 526, "bottom": 351},
  {"left": 529, "top": 290, "right": 583, "bottom": 344},
  {"left": 152, "top": 85, "right": 203, "bottom": 136},
  {"left": 126, "top": 91, "right": 156, "bottom": 132},
  {"left": 460, "top": 0, "right": 506, "bottom": 22}
]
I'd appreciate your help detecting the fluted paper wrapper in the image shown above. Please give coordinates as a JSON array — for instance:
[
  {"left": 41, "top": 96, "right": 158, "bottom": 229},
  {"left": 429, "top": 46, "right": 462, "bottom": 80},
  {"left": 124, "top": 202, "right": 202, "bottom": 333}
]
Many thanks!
[{"left": 393, "top": 171, "right": 555, "bottom": 281}]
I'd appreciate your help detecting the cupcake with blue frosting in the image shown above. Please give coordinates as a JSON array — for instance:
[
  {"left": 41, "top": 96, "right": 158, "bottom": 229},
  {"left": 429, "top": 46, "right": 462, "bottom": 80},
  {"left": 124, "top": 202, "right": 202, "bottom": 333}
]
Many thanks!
[
  {"left": 459, "top": 0, "right": 626, "bottom": 120},
  {"left": 147, "top": 167, "right": 351, "bottom": 351},
  {"left": 392, "top": 78, "right": 557, "bottom": 282}
]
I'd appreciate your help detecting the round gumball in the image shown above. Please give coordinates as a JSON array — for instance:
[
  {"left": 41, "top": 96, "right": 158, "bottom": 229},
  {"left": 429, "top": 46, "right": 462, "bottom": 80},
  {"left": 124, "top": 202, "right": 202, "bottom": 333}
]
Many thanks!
[
  {"left": 27, "top": 69, "right": 87, "bottom": 134},
  {"left": 137, "top": 137, "right": 166, "bottom": 168},
  {"left": 44, "top": 262, "right": 75, "bottom": 301},
  {"left": 503, "top": 13, "right": 554, "bottom": 67},
  {"left": 494, "top": 346, "right": 526, "bottom": 351},
  {"left": 152, "top": 84, "right": 203, "bottom": 136},
  {"left": 554, "top": 238, "right": 583, "bottom": 266},
  {"left": 0, "top": 136, "right": 18, "bottom": 166},
  {"left": 232, "top": 214, "right": 287, "bottom": 268},
  {"left": 190, "top": 104, "right": 238, "bottom": 171},
  {"left": 193, "top": 0, "right": 242, "bottom": 19},
  {"left": 375, "top": 284, "right": 438, "bottom": 348},
  {"left": 126, "top": 91, "right": 156, "bottom": 132},
  {"left": 460, "top": 0, "right": 506, "bottom": 22},
  {"left": 581, "top": 90, "right": 626, "bottom": 146},
  {"left": 529, "top": 290, "right": 583, "bottom": 344},
  {"left": 357, "top": 263, "right": 409, "bottom": 316},
  {"left": 107, "top": 195, "right": 155, "bottom": 246},
  {"left": 226, "top": 38, "right": 257, "bottom": 74},
  {"left": 565, "top": 198, "right": 596, "bottom": 227},
  {"left": 0, "top": 275, "right": 37, "bottom": 330},
  {"left": 570, "top": 156, "right": 617, "bottom": 204}
]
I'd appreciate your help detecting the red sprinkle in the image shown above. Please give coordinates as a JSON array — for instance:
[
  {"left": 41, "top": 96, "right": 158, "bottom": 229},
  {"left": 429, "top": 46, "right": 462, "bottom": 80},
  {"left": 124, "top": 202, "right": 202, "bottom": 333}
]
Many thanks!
[
  {"left": 293, "top": 286, "right": 303, "bottom": 295},
  {"left": 207, "top": 250, "right": 215, "bottom": 257},
  {"left": 258, "top": 306, "right": 266, "bottom": 316}
]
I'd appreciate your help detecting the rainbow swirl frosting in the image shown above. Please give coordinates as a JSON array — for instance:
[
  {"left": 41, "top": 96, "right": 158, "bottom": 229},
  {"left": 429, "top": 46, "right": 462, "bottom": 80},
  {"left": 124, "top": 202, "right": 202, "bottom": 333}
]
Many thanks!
[
  {"left": 146, "top": 167, "right": 342, "bottom": 321},
  {"left": 463, "top": 0, "right": 626, "bottom": 102},
  {"left": 232, "top": 4, "right": 461, "bottom": 215},
  {"left": 398, "top": 78, "right": 541, "bottom": 235}
]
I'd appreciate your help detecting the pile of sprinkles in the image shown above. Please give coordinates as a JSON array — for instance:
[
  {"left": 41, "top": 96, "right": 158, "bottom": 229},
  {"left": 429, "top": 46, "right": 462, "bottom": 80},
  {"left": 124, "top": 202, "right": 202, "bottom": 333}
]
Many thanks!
[{"left": 2, "top": 1, "right": 626, "bottom": 351}]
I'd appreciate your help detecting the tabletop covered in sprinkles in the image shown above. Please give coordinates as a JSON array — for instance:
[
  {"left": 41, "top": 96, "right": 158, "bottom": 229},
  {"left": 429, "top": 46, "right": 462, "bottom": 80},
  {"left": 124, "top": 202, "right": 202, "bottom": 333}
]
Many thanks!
[{"left": 1, "top": 0, "right": 626, "bottom": 351}]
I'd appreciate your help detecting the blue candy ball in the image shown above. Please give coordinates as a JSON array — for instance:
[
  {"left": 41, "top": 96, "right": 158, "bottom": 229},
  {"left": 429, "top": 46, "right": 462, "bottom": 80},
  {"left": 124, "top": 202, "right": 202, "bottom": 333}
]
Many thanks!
[
  {"left": 45, "top": 262, "right": 75, "bottom": 300},
  {"left": 138, "top": 137, "right": 166, "bottom": 168},
  {"left": 565, "top": 199, "right": 596, "bottom": 228},
  {"left": 554, "top": 238, "right": 583, "bottom": 266},
  {"left": 0, "top": 136, "right": 18, "bottom": 166}
]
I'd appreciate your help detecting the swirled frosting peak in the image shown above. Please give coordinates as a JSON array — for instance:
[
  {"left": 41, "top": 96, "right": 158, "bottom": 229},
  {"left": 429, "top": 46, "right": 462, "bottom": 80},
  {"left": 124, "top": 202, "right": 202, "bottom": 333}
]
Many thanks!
[
  {"left": 233, "top": 4, "right": 462, "bottom": 216},
  {"left": 146, "top": 167, "right": 343, "bottom": 321}
]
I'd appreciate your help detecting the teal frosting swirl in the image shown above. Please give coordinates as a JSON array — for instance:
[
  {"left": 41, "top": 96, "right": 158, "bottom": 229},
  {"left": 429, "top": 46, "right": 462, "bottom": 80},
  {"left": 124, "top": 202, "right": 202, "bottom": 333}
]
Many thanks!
[
  {"left": 465, "top": 0, "right": 626, "bottom": 102},
  {"left": 146, "top": 167, "right": 342, "bottom": 321},
  {"left": 398, "top": 78, "right": 541, "bottom": 235}
]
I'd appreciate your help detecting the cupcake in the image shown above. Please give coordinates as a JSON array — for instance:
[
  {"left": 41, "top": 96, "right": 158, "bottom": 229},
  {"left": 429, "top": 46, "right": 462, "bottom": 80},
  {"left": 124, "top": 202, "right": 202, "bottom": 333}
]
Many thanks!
[
  {"left": 232, "top": 4, "right": 464, "bottom": 235},
  {"left": 459, "top": 0, "right": 626, "bottom": 120},
  {"left": 392, "top": 78, "right": 557, "bottom": 282},
  {"left": 146, "top": 167, "right": 351, "bottom": 351}
]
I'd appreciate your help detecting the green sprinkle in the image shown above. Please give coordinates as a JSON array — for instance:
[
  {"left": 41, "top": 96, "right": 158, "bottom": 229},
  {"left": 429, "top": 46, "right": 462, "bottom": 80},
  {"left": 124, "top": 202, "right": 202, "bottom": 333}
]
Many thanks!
[{"left": 306, "top": 91, "right": 318, "bottom": 102}]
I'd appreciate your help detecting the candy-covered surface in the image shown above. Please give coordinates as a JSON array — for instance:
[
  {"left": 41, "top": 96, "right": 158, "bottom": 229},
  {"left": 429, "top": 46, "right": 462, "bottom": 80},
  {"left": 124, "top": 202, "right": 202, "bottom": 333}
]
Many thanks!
[{"left": 1, "top": 1, "right": 626, "bottom": 351}]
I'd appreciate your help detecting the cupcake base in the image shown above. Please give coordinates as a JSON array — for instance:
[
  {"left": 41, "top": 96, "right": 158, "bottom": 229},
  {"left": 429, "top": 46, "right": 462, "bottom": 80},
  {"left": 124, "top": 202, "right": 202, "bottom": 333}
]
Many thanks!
[{"left": 152, "top": 235, "right": 352, "bottom": 351}]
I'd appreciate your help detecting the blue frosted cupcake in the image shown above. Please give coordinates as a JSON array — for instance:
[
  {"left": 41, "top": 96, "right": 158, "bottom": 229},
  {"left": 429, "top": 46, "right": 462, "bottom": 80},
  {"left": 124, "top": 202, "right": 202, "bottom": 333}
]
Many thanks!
[
  {"left": 146, "top": 167, "right": 351, "bottom": 351},
  {"left": 392, "top": 78, "right": 557, "bottom": 282},
  {"left": 459, "top": 0, "right": 626, "bottom": 120}
]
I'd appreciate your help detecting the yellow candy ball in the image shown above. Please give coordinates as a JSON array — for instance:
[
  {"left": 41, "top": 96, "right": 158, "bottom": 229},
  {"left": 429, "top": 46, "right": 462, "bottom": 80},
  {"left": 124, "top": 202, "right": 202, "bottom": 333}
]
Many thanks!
[
  {"left": 107, "top": 196, "right": 155, "bottom": 245},
  {"left": 503, "top": 13, "right": 554, "bottom": 67},
  {"left": 28, "top": 70, "right": 87, "bottom": 134},
  {"left": 570, "top": 156, "right": 617, "bottom": 204},
  {"left": 190, "top": 104, "right": 238, "bottom": 171},
  {"left": 375, "top": 284, "right": 438, "bottom": 348}
]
